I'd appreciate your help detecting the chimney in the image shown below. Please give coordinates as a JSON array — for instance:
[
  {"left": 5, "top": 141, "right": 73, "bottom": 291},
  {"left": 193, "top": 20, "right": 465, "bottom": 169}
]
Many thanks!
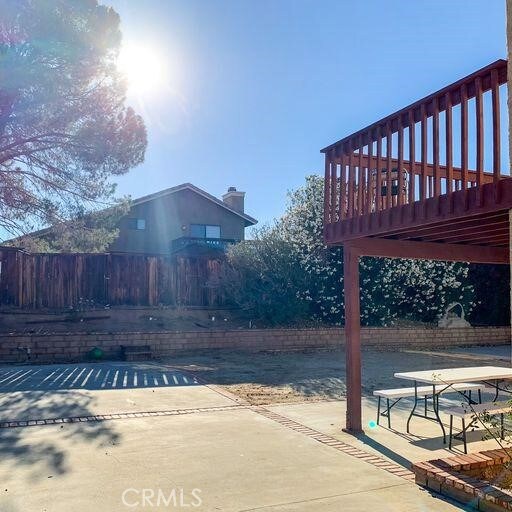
[{"left": 222, "top": 186, "right": 245, "bottom": 213}]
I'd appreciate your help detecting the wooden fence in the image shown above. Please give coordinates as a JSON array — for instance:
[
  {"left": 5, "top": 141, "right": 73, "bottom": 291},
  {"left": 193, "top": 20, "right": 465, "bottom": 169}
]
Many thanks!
[{"left": 0, "top": 247, "right": 226, "bottom": 309}]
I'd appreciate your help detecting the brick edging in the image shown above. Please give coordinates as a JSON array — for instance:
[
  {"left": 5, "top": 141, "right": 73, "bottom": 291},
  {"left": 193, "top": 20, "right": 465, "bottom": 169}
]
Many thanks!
[
  {"left": 181, "top": 363, "right": 414, "bottom": 481},
  {"left": 253, "top": 406, "right": 415, "bottom": 482},
  {"left": 0, "top": 404, "right": 249, "bottom": 428},
  {"left": 412, "top": 450, "right": 512, "bottom": 510}
]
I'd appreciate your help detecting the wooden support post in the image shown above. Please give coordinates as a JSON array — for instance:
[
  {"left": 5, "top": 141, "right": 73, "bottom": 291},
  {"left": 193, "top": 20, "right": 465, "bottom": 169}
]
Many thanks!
[{"left": 343, "top": 245, "right": 363, "bottom": 434}]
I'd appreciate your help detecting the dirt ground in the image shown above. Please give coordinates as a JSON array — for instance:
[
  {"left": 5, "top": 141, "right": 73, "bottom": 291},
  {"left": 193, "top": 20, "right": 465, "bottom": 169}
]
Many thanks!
[
  {"left": 0, "top": 306, "right": 259, "bottom": 333},
  {"left": 0, "top": 306, "right": 435, "bottom": 334},
  {"left": 161, "top": 346, "right": 509, "bottom": 405}
]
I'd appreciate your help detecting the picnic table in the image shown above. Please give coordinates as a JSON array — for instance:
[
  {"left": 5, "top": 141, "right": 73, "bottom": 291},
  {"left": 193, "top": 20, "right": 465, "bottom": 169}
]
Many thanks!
[{"left": 393, "top": 365, "right": 512, "bottom": 442}]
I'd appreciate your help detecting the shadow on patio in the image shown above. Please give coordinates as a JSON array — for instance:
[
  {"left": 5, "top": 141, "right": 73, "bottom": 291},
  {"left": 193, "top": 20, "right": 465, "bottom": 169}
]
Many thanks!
[
  {"left": 0, "top": 362, "right": 202, "bottom": 483},
  {"left": 0, "top": 389, "right": 121, "bottom": 483},
  {"left": 0, "top": 362, "right": 199, "bottom": 392}
]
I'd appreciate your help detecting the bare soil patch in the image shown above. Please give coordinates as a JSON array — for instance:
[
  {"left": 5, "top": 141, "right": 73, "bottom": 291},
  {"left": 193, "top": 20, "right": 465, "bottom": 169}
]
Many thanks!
[
  {"left": 162, "top": 347, "right": 498, "bottom": 405},
  {"left": 0, "top": 306, "right": 259, "bottom": 334}
]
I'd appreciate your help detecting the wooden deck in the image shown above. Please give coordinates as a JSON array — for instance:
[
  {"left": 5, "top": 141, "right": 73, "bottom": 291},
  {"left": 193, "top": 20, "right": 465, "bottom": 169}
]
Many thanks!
[
  {"left": 326, "top": 177, "right": 512, "bottom": 247},
  {"left": 321, "top": 59, "right": 511, "bottom": 434},
  {"left": 322, "top": 59, "right": 509, "bottom": 249}
]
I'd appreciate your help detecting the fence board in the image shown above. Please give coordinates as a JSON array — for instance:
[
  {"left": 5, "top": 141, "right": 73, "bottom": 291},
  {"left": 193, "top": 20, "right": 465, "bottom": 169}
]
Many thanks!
[{"left": 0, "top": 248, "right": 225, "bottom": 309}]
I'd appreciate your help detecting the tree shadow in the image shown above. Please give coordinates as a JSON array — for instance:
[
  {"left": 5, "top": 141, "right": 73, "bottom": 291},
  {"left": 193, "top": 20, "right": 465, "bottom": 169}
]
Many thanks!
[
  {"left": 0, "top": 388, "right": 121, "bottom": 485},
  {"left": 0, "top": 360, "right": 202, "bottom": 485}
]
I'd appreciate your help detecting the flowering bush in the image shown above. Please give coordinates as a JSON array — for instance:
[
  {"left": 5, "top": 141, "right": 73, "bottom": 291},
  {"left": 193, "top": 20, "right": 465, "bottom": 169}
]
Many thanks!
[{"left": 225, "top": 175, "right": 475, "bottom": 326}]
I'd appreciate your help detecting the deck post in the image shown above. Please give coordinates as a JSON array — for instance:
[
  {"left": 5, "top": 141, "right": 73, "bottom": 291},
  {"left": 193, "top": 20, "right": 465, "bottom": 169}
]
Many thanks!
[{"left": 343, "top": 245, "right": 363, "bottom": 434}]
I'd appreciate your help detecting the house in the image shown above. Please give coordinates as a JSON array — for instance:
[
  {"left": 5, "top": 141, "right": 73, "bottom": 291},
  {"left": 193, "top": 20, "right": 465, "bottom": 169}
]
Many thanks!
[
  {"left": 109, "top": 183, "right": 257, "bottom": 254},
  {"left": 13, "top": 183, "right": 258, "bottom": 255}
]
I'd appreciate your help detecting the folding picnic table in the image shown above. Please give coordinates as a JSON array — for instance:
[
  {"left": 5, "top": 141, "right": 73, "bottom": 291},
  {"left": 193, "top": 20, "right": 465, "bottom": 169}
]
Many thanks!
[{"left": 394, "top": 366, "right": 512, "bottom": 443}]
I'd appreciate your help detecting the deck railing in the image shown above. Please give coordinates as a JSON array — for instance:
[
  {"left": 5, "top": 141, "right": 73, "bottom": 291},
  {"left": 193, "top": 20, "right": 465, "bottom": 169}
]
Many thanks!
[
  {"left": 171, "top": 236, "right": 237, "bottom": 253},
  {"left": 322, "top": 60, "right": 508, "bottom": 229}
]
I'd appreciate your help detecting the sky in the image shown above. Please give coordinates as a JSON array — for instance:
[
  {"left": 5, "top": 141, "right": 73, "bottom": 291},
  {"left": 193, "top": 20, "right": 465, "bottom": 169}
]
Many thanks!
[{"left": 105, "top": 0, "right": 507, "bottom": 231}]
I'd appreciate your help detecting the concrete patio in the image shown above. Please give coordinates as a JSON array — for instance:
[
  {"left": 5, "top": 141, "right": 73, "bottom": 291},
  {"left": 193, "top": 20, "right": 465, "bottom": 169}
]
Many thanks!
[{"left": 0, "top": 348, "right": 510, "bottom": 511}]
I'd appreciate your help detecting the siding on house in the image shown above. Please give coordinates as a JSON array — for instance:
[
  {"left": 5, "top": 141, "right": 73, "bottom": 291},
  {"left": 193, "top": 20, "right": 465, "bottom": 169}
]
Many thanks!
[{"left": 109, "top": 187, "right": 252, "bottom": 254}]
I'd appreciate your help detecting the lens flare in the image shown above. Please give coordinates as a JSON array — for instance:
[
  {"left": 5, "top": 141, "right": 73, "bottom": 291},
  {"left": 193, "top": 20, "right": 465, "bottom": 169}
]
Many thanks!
[{"left": 117, "top": 42, "right": 168, "bottom": 95}]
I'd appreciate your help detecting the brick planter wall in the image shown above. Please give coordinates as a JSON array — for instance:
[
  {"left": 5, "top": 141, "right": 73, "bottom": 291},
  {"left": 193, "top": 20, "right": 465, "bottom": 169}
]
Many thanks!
[
  {"left": 413, "top": 450, "right": 512, "bottom": 510},
  {"left": 0, "top": 326, "right": 508, "bottom": 363}
]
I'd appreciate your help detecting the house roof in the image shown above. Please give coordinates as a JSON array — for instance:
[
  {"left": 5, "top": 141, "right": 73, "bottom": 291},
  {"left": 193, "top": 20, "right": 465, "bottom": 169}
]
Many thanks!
[
  {"left": 6, "top": 183, "right": 258, "bottom": 243},
  {"left": 130, "top": 183, "right": 258, "bottom": 226}
]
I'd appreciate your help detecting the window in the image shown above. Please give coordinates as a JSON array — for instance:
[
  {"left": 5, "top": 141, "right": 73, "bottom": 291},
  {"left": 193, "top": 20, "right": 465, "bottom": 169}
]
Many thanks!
[
  {"left": 190, "top": 224, "right": 205, "bottom": 238},
  {"left": 128, "top": 218, "right": 146, "bottom": 230},
  {"left": 205, "top": 225, "right": 221, "bottom": 238},
  {"left": 190, "top": 224, "right": 221, "bottom": 239}
]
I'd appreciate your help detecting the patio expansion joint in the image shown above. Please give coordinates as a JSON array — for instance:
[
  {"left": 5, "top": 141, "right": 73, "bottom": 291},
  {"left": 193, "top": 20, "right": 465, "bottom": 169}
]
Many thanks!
[{"left": 251, "top": 406, "right": 415, "bottom": 482}]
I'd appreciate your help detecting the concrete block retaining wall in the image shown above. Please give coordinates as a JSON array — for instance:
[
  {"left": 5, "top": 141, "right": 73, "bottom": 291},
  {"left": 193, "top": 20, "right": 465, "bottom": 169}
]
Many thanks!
[{"left": 0, "top": 326, "right": 509, "bottom": 363}]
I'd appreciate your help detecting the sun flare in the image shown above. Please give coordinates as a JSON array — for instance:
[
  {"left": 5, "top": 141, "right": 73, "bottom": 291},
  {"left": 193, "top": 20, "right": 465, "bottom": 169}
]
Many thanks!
[{"left": 117, "top": 43, "right": 168, "bottom": 95}]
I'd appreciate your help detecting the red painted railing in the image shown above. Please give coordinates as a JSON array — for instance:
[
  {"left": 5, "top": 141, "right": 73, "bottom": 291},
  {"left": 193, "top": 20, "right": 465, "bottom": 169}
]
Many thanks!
[{"left": 322, "top": 60, "right": 508, "bottom": 233}]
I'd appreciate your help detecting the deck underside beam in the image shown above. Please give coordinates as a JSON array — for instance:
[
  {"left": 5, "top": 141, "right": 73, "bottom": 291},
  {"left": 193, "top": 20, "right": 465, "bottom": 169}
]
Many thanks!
[{"left": 344, "top": 237, "right": 509, "bottom": 264}]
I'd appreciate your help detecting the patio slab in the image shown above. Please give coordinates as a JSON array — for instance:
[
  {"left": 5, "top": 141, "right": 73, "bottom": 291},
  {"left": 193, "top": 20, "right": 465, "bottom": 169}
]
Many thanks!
[
  {"left": 0, "top": 405, "right": 463, "bottom": 512},
  {"left": 269, "top": 396, "right": 512, "bottom": 465},
  {"left": 0, "top": 354, "right": 501, "bottom": 511}
]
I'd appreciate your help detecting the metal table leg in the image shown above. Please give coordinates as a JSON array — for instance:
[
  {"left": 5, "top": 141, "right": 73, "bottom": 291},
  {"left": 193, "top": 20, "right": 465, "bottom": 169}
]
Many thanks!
[
  {"left": 432, "top": 384, "right": 446, "bottom": 444},
  {"left": 406, "top": 381, "right": 446, "bottom": 443},
  {"left": 406, "top": 381, "right": 418, "bottom": 434}
]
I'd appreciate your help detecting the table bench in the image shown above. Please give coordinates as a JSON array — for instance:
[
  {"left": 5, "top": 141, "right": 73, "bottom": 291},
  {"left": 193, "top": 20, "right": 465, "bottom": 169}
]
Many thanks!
[
  {"left": 373, "top": 383, "right": 487, "bottom": 428},
  {"left": 445, "top": 401, "right": 511, "bottom": 453},
  {"left": 393, "top": 366, "right": 512, "bottom": 443}
]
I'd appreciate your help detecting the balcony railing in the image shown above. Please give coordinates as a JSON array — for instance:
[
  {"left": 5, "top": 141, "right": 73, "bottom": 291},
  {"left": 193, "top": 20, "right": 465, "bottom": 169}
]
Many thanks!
[
  {"left": 322, "top": 59, "right": 509, "bottom": 240},
  {"left": 171, "top": 237, "right": 237, "bottom": 253}
]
